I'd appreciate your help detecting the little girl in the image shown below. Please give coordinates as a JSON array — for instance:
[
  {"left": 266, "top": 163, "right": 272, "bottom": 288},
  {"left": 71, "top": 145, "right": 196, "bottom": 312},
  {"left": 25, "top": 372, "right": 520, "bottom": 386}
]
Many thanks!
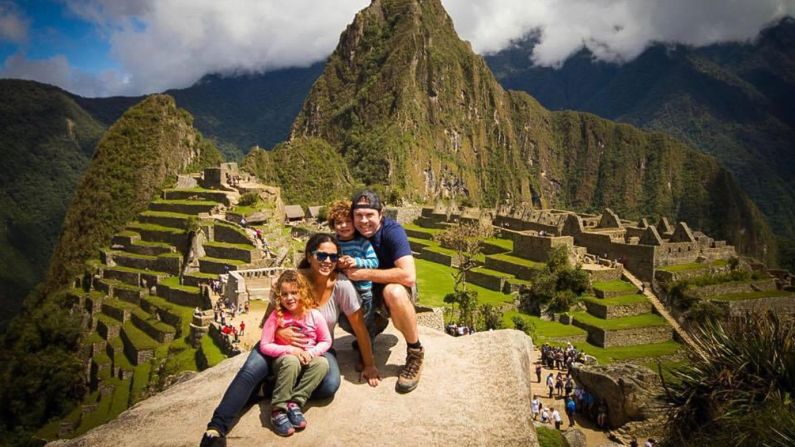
[{"left": 260, "top": 270, "right": 331, "bottom": 437}]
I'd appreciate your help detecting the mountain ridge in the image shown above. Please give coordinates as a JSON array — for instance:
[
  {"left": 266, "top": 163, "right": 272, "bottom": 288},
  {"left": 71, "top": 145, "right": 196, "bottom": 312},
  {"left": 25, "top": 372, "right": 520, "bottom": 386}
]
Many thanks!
[{"left": 275, "top": 0, "right": 774, "bottom": 262}]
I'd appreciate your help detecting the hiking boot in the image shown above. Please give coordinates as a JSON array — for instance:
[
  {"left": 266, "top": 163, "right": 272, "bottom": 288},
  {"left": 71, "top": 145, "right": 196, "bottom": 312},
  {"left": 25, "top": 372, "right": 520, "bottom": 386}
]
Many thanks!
[
  {"left": 396, "top": 346, "right": 424, "bottom": 393},
  {"left": 270, "top": 411, "right": 295, "bottom": 437},
  {"left": 199, "top": 429, "right": 226, "bottom": 447},
  {"left": 286, "top": 402, "right": 307, "bottom": 430}
]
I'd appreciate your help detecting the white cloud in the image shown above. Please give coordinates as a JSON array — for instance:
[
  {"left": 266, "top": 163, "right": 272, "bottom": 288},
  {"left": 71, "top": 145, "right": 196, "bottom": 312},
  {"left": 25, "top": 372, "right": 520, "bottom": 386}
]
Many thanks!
[
  {"left": 0, "top": 52, "right": 127, "bottom": 97},
  {"left": 0, "top": 2, "right": 29, "bottom": 43},
  {"left": 31, "top": 0, "right": 795, "bottom": 95},
  {"left": 62, "top": 0, "right": 369, "bottom": 95},
  {"left": 443, "top": 0, "right": 795, "bottom": 66}
]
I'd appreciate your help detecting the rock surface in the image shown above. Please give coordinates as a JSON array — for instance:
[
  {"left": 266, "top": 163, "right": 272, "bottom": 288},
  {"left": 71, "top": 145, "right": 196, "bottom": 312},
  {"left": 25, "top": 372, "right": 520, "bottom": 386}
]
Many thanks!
[
  {"left": 570, "top": 362, "right": 663, "bottom": 428},
  {"left": 49, "top": 325, "right": 538, "bottom": 446}
]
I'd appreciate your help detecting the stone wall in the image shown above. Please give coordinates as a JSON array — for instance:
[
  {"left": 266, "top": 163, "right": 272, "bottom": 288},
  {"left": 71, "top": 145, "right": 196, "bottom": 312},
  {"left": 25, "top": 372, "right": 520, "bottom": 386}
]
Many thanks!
[
  {"left": 385, "top": 206, "right": 423, "bottom": 225},
  {"left": 131, "top": 312, "right": 175, "bottom": 343},
  {"left": 203, "top": 244, "right": 254, "bottom": 263},
  {"left": 467, "top": 269, "right": 508, "bottom": 292},
  {"left": 572, "top": 231, "right": 656, "bottom": 282},
  {"left": 418, "top": 249, "right": 455, "bottom": 266},
  {"left": 494, "top": 215, "right": 559, "bottom": 234},
  {"left": 484, "top": 256, "right": 537, "bottom": 281},
  {"left": 149, "top": 201, "right": 218, "bottom": 215},
  {"left": 213, "top": 223, "right": 253, "bottom": 245},
  {"left": 689, "top": 278, "right": 777, "bottom": 298},
  {"left": 120, "top": 327, "right": 154, "bottom": 366},
  {"left": 584, "top": 300, "right": 652, "bottom": 319},
  {"left": 572, "top": 320, "right": 672, "bottom": 347},
  {"left": 513, "top": 234, "right": 573, "bottom": 262},
  {"left": 157, "top": 283, "right": 204, "bottom": 307},
  {"left": 721, "top": 296, "right": 795, "bottom": 317},
  {"left": 655, "top": 241, "right": 700, "bottom": 266}
]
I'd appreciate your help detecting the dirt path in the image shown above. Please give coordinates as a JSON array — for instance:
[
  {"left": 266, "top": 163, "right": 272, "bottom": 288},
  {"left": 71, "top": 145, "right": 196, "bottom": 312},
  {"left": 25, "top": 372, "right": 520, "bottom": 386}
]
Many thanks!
[{"left": 531, "top": 348, "right": 613, "bottom": 446}]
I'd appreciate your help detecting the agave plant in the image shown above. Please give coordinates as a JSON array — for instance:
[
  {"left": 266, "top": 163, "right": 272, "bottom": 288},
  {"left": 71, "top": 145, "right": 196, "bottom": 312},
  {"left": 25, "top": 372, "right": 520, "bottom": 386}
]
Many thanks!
[{"left": 661, "top": 311, "right": 795, "bottom": 446}]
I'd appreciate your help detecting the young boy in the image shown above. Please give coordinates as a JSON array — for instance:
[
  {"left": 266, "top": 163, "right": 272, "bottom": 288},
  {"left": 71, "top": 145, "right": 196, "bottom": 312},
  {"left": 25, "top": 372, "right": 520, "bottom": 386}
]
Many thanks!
[{"left": 327, "top": 200, "right": 380, "bottom": 367}]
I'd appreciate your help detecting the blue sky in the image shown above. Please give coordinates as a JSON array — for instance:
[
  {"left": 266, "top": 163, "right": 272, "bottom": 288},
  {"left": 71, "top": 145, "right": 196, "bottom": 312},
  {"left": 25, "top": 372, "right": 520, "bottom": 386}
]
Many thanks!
[
  {"left": 0, "top": 0, "right": 116, "bottom": 72},
  {"left": 1, "top": 0, "right": 793, "bottom": 97}
]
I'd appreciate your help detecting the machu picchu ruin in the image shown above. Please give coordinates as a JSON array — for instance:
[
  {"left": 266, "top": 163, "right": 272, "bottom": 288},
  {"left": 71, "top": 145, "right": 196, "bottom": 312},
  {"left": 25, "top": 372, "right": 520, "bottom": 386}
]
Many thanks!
[{"left": 40, "top": 163, "right": 295, "bottom": 438}]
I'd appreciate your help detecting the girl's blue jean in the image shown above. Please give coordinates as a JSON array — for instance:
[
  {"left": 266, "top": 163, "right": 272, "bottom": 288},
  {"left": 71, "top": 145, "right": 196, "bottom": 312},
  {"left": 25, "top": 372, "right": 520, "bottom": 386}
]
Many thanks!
[{"left": 207, "top": 344, "right": 340, "bottom": 435}]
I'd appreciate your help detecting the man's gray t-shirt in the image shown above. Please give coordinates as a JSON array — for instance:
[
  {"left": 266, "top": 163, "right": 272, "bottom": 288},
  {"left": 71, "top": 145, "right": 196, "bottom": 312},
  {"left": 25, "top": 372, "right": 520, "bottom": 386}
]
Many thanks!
[{"left": 316, "top": 273, "right": 360, "bottom": 341}]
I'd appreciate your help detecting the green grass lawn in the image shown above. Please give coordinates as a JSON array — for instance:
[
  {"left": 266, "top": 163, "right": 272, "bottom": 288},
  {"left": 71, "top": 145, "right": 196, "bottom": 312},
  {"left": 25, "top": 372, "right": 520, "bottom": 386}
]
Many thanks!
[
  {"left": 502, "top": 311, "right": 586, "bottom": 339},
  {"left": 592, "top": 279, "right": 637, "bottom": 293},
  {"left": 572, "top": 311, "right": 669, "bottom": 329},
  {"left": 415, "top": 259, "right": 513, "bottom": 307}
]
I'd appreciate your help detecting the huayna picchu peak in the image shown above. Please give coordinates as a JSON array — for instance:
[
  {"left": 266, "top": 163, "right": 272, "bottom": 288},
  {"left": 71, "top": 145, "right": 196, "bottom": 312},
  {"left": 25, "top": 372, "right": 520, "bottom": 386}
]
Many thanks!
[{"left": 277, "top": 0, "right": 775, "bottom": 262}]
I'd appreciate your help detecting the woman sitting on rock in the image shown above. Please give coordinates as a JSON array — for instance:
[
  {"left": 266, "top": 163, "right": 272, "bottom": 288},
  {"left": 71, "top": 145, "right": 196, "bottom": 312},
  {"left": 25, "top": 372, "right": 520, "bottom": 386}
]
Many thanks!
[{"left": 200, "top": 233, "right": 380, "bottom": 447}]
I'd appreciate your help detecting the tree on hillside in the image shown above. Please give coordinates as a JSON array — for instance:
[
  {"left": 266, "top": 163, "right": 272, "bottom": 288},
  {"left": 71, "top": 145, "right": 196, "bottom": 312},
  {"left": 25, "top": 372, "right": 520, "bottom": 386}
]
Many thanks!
[
  {"left": 435, "top": 221, "right": 493, "bottom": 329},
  {"left": 661, "top": 311, "right": 795, "bottom": 446},
  {"left": 518, "top": 245, "right": 589, "bottom": 315}
]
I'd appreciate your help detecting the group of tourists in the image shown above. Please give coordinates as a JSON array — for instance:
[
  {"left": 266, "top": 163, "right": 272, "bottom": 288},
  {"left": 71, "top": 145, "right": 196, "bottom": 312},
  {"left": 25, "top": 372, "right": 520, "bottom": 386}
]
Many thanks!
[
  {"left": 199, "top": 190, "right": 424, "bottom": 445},
  {"left": 539, "top": 342, "right": 585, "bottom": 371}
]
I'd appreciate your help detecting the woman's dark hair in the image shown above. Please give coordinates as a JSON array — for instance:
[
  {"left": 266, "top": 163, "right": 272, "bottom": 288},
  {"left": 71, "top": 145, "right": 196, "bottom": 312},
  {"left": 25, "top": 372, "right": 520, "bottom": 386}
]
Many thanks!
[{"left": 298, "top": 233, "right": 340, "bottom": 269}]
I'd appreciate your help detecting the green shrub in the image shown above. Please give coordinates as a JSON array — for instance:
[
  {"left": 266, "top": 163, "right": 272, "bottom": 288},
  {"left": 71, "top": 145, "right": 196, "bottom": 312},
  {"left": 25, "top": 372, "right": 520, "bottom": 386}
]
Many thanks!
[{"left": 662, "top": 311, "right": 795, "bottom": 446}]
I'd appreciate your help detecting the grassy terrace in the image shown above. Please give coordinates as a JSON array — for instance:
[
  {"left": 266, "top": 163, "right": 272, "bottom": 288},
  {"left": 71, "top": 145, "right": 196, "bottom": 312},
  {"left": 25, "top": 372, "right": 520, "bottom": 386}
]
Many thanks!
[
  {"left": 101, "top": 278, "right": 145, "bottom": 292},
  {"left": 200, "top": 256, "right": 246, "bottom": 266},
  {"left": 159, "top": 276, "right": 201, "bottom": 293},
  {"left": 657, "top": 259, "right": 728, "bottom": 273},
  {"left": 569, "top": 340, "right": 682, "bottom": 364},
  {"left": 129, "top": 239, "right": 174, "bottom": 249},
  {"left": 422, "top": 244, "right": 487, "bottom": 263},
  {"left": 415, "top": 259, "right": 513, "bottom": 307},
  {"left": 503, "top": 311, "right": 586, "bottom": 339},
  {"left": 122, "top": 321, "right": 159, "bottom": 350},
  {"left": 483, "top": 236, "right": 513, "bottom": 251},
  {"left": 572, "top": 311, "right": 668, "bottom": 329},
  {"left": 213, "top": 219, "right": 250, "bottom": 235},
  {"left": 710, "top": 290, "right": 792, "bottom": 302},
  {"left": 140, "top": 210, "right": 194, "bottom": 219},
  {"left": 403, "top": 222, "right": 441, "bottom": 236},
  {"left": 151, "top": 199, "right": 219, "bottom": 206},
  {"left": 583, "top": 294, "right": 648, "bottom": 306},
  {"left": 127, "top": 221, "right": 185, "bottom": 234},
  {"left": 184, "top": 271, "right": 219, "bottom": 280},
  {"left": 203, "top": 240, "right": 254, "bottom": 250},
  {"left": 487, "top": 253, "right": 546, "bottom": 269},
  {"left": 471, "top": 266, "right": 512, "bottom": 278},
  {"left": 592, "top": 280, "right": 637, "bottom": 293},
  {"left": 105, "top": 265, "right": 169, "bottom": 276},
  {"left": 142, "top": 295, "right": 194, "bottom": 333}
]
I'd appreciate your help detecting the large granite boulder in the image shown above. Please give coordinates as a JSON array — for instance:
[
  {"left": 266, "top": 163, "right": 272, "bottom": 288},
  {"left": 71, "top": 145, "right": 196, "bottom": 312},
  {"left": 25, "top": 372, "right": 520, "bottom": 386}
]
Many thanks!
[
  {"left": 570, "top": 362, "right": 663, "bottom": 428},
  {"left": 49, "top": 325, "right": 538, "bottom": 446}
]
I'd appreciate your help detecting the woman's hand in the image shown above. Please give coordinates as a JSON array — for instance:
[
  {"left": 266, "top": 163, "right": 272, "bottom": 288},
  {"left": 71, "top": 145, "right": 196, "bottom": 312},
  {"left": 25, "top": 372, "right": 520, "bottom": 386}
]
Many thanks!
[
  {"left": 360, "top": 365, "right": 381, "bottom": 387},
  {"left": 276, "top": 326, "right": 308, "bottom": 348}
]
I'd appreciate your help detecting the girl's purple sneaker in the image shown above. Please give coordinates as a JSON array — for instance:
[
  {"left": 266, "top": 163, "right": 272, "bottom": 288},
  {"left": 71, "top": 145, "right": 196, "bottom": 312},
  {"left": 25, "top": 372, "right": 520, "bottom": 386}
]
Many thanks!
[
  {"left": 286, "top": 402, "right": 307, "bottom": 430},
  {"left": 271, "top": 410, "right": 295, "bottom": 437}
]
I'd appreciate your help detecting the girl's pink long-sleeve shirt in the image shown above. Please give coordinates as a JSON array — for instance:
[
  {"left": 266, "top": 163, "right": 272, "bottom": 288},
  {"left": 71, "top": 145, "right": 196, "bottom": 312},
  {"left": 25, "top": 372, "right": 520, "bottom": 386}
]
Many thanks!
[{"left": 259, "top": 309, "right": 332, "bottom": 357}]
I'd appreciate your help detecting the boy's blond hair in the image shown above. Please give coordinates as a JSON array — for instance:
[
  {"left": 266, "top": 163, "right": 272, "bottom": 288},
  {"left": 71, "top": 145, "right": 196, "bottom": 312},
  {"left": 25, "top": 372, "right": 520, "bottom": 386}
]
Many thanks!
[{"left": 327, "top": 199, "right": 352, "bottom": 227}]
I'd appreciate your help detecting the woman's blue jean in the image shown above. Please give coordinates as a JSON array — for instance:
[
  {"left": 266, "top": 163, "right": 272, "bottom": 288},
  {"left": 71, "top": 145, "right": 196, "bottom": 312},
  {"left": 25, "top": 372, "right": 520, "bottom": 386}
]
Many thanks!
[{"left": 207, "top": 345, "right": 340, "bottom": 435}]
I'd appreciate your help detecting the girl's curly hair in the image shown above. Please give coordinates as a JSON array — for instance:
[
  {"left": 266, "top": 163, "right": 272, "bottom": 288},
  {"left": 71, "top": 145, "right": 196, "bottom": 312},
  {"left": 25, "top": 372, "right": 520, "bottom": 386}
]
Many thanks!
[{"left": 273, "top": 269, "right": 315, "bottom": 323}]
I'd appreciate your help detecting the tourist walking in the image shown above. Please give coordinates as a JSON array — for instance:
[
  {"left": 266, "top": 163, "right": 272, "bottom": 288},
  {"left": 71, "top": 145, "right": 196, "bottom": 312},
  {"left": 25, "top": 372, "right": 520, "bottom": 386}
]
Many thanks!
[
  {"left": 551, "top": 407, "right": 562, "bottom": 430},
  {"left": 531, "top": 395, "right": 540, "bottom": 421},
  {"left": 546, "top": 373, "right": 555, "bottom": 398},
  {"left": 565, "top": 396, "right": 576, "bottom": 427}
]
